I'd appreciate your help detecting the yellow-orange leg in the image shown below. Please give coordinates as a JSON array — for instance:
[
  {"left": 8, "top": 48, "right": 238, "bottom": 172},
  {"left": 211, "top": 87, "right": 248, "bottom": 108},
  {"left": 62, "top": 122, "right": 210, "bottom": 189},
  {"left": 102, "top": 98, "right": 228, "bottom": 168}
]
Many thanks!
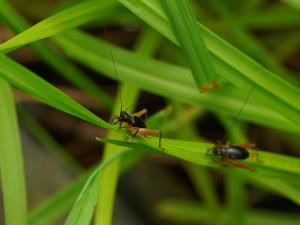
[
  {"left": 234, "top": 143, "right": 256, "bottom": 148},
  {"left": 132, "top": 108, "right": 147, "bottom": 118},
  {"left": 220, "top": 157, "right": 255, "bottom": 172},
  {"left": 234, "top": 143, "right": 260, "bottom": 162},
  {"left": 128, "top": 127, "right": 162, "bottom": 149}
]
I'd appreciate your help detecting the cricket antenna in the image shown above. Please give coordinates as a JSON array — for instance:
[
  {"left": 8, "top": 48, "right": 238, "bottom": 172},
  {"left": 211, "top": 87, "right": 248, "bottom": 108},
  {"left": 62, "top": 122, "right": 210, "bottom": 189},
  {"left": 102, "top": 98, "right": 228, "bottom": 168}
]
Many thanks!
[
  {"left": 222, "top": 84, "right": 255, "bottom": 142},
  {"left": 103, "top": 27, "right": 123, "bottom": 111}
]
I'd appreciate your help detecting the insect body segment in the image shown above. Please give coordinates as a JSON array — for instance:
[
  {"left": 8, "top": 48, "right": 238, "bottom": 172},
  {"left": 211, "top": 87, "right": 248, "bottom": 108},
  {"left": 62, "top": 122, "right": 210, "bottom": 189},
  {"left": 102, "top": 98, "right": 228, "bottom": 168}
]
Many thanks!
[
  {"left": 211, "top": 145, "right": 249, "bottom": 160},
  {"left": 207, "top": 142, "right": 256, "bottom": 171},
  {"left": 111, "top": 110, "right": 146, "bottom": 130}
]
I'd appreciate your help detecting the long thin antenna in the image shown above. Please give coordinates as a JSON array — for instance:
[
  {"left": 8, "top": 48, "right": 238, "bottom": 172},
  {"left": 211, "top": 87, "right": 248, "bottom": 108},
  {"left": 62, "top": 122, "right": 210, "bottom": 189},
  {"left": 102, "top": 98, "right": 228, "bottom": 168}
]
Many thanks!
[
  {"left": 103, "top": 27, "right": 123, "bottom": 111},
  {"left": 222, "top": 84, "right": 255, "bottom": 142}
]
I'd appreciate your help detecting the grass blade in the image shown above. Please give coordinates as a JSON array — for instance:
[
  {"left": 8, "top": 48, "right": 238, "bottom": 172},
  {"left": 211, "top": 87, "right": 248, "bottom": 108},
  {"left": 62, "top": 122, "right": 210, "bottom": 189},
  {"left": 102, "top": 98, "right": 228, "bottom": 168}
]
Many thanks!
[
  {"left": 63, "top": 150, "right": 131, "bottom": 225},
  {"left": 100, "top": 137, "right": 300, "bottom": 180},
  {"left": 0, "top": 0, "right": 118, "bottom": 52},
  {"left": 29, "top": 172, "right": 88, "bottom": 225},
  {"left": 203, "top": 0, "right": 296, "bottom": 85},
  {"left": 0, "top": 54, "right": 110, "bottom": 128},
  {"left": 95, "top": 84, "right": 140, "bottom": 225},
  {"left": 54, "top": 30, "right": 300, "bottom": 134},
  {"left": 161, "top": 0, "right": 218, "bottom": 91},
  {"left": 157, "top": 200, "right": 300, "bottom": 225},
  {"left": 119, "top": 0, "right": 300, "bottom": 128},
  {"left": 0, "top": 0, "right": 113, "bottom": 109},
  {"left": 95, "top": 28, "right": 160, "bottom": 225},
  {"left": 100, "top": 137, "right": 300, "bottom": 204},
  {"left": 0, "top": 79, "right": 27, "bottom": 225}
]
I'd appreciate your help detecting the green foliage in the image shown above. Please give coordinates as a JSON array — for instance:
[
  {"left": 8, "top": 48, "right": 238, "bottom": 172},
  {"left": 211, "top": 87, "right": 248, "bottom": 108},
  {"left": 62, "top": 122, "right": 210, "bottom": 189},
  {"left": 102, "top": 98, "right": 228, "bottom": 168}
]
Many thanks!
[
  {"left": 0, "top": 79, "right": 27, "bottom": 225},
  {"left": 0, "top": 0, "right": 299, "bottom": 225},
  {"left": 161, "top": 0, "right": 218, "bottom": 90}
]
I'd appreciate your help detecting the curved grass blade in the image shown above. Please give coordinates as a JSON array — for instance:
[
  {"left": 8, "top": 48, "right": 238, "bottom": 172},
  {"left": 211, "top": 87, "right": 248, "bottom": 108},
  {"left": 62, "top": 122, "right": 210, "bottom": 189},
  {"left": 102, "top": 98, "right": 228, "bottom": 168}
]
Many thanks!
[
  {"left": 95, "top": 28, "right": 161, "bottom": 225},
  {"left": 157, "top": 200, "right": 300, "bottom": 225},
  {"left": 0, "top": 79, "right": 27, "bottom": 225},
  {"left": 63, "top": 150, "right": 132, "bottom": 225},
  {"left": 0, "top": 0, "right": 118, "bottom": 52},
  {"left": 54, "top": 30, "right": 300, "bottom": 134},
  {"left": 119, "top": 0, "right": 300, "bottom": 128},
  {"left": 95, "top": 84, "right": 140, "bottom": 225},
  {"left": 29, "top": 172, "right": 89, "bottom": 225},
  {"left": 99, "top": 137, "right": 300, "bottom": 180},
  {"left": 240, "top": 7, "right": 300, "bottom": 29},
  {"left": 0, "top": 0, "right": 113, "bottom": 109},
  {"left": 204, "top": 0, "right": 296, "bottom": 85},
  {"left": 0, "top": 54, "right": 110, "bottom": 129},
  {"left": 161, "top": 0, "right": 218, "bottom": 91},
  {"left": 102, "top": 137, "right": 300, "bottom": 204}
]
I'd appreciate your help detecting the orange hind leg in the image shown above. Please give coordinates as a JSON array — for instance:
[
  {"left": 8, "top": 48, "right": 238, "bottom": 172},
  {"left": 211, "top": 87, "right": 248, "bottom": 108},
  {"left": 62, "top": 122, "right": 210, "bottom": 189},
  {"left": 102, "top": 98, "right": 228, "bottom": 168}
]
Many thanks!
[{"left": 128, "top": 127, "right": 162, "bottom": 148}]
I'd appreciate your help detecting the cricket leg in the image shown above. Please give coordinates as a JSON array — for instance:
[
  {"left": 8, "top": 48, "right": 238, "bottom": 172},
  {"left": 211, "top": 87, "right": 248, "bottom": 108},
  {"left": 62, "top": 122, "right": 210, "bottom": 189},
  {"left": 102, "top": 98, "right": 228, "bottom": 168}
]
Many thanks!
[
  {"left": 132, "top": 108, "right": 147, "bottom": 118},
  {"left": 131, "top": 128, "right": 163, "bottom": 149},
  {"left": 129, "top": 127, "right": 140, "bottom": 143},
  {"left": 221, "top": 158, "right": 255, "bottom": 171},
  {"left": 234, "top": 143, "right": 256, "bottom": 148}
]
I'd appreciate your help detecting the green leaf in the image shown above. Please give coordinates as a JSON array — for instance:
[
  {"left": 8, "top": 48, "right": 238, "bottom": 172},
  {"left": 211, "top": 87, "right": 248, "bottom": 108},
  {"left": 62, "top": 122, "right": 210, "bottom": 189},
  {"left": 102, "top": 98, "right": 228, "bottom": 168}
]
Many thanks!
[
  {"left": 118, "top": 0, "right": 300, "bottom": 129},
  {"left": 161, "top": 0, "right": 218, "bottom": 91},
  {"left": 157, "top": 200, "right": 300, "bottom": 225},
  {"left": 94, "top": 29, "right": 161, "bottom": 225},
  {"left": 100, "top": 137, "right": 300, "bottom": 179},
  {"left": 63, "top": 150, "right": 131, "bottom": 225},
  {"left": 0, "top": 54, "right": 110, "bottom": 129},
  {"left": 100, "top": 137, "right": 300, "bottom": 204},
  {"left": 0, "top": 79, "right": 27, "bottom": 225},
  {"left": 54, "top": 30, "right": 300, "bottom": 134},
  {"left": 0, "top": 0, "right": 118, "bottom": 52},
  {"left": 29, "top": 172, "right": 88, "bottom": 225},
  {"left": 0, "top": 0, "right": 114, "bottom": 109}
]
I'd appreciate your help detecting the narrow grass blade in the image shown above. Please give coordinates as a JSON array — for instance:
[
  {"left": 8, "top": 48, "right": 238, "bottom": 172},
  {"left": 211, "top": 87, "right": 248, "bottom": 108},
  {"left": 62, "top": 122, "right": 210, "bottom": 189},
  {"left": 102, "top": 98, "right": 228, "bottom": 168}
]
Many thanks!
[
  {"left": 220, "top": 116, "right": 248, "bottom": 225},
  {"left": 63, "top": 150, "right": 131, "bottom": 225},
  {"left": 54, "top": 30, "right": 300, "bottom": 134},
  {"left": 100, "top": 138, "right": 300, "bottom": 180},
  {"left": 101, "top": 137, "right": 300, "bottom": 204},
  {"left": 28, "top": 103, "right": 166, "bottom": 225},
  {"left": 119, "top": 0, "right": 300, "bottom": 128},
  {"left": 95, "top": 84, "right": 140, "bottom": 225},
  {"left": 240, "top": 7, "right": 300, "bottom": 29},
  {"left": 157, "top": 200, "right": 300, "bottom": 225},
  {"left": 225, "top": 171, "right": 247, "bottom": 225},
  {"left": 0, "top": 0, "right": 118, "bottom": 52},
  {"left": 184, "top": 165, "right": 221, "bottom": 224},
  {"left": 0, "top": 54, "right": 110, "bottom": 128},
  {"left": 161, "top": 0, "right": 218, "bottom": 91},
  {"left": 0, "top": 0, "right": 113, "bottom": 109},
  {"left": 248, "top": 175, "right": 300, "bottom": 205},
  {"left": 0, "top": 79, "right": 27, "bottom": 225},
  {"left": 29, "top": 172, "right": 89, "bottom": 225},
  {"left": 204, "top": 0, "right": 296, "bottom": 85},
  {"left": 95, "top": 29, "right": 160, "bottom": 225}
]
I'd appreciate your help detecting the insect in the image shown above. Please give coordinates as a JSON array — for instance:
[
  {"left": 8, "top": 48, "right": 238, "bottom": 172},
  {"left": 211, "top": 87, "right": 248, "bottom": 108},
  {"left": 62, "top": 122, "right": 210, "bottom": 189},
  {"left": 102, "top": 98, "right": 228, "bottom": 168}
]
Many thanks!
[
  {"left": 111, "top": 108, "right": 162, "bottom": 148},
  {"left": 207, "top": 141, "right": 256, "bottom": 171},
  {"left": 207, "top": 85, "right": 258, "bottom": 171},
  {"left": 104, "top": 28, "right": 163, "bottom": 148}
]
